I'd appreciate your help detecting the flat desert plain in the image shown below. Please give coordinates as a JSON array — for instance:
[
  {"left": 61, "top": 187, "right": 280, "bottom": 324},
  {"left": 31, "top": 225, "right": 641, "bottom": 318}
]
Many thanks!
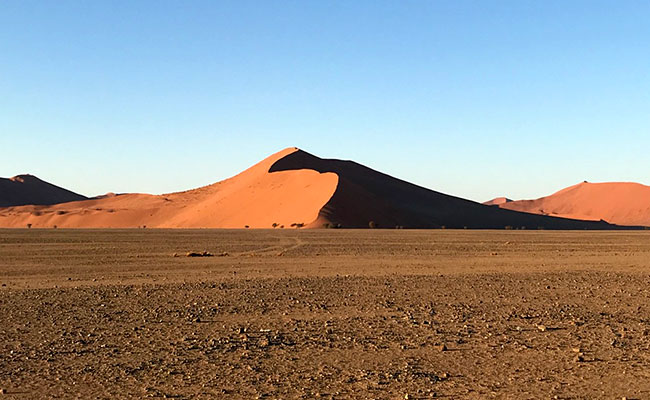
[{"left": 2, "top": 229, "right": 650, "bottom": 399}]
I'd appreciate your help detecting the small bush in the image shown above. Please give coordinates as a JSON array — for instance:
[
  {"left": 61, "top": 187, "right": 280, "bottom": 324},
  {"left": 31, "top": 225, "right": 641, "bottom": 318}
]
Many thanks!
[
  {"left": 26, "top": 223, "right": 32, "bottom": 229},
  {"left": 272, "top": 223, "right": 278, "bottom": 228}
]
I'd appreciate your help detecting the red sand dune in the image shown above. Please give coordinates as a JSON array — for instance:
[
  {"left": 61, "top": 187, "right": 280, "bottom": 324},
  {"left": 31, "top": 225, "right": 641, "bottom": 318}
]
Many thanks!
[
  {"left": 0, "top": 148, "right": 640, "bottom": 229},
  {"left": 0, "top": 174, "right": 87, "bottom": 207},
  {"left": 0, "top": 148, "right": 337, "bottom": 228},
  {"left": 495, "top": 182, "right": 650, "bottom": 227}
]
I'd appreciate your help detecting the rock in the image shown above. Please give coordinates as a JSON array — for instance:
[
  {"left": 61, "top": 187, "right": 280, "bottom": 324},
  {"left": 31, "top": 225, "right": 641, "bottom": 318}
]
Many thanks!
[
  {"left": 186, "top": 251, "right": 213, "bottom": 257},
  {"left": 574, "top": 354, "right": 584, "bottom": 362},
  {"left": 0, "top": 388, "right": 6, "bottom": 394},
  {"left": 537, "top": 325, "right": 547, "bottom": 332},
  {"left": 435, "top": 343, "right": 447, "bottom": 352}
]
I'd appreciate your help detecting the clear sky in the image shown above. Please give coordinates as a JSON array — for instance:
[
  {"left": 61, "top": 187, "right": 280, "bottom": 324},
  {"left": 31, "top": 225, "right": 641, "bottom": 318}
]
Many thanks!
[{"left": 1, "top": 1, "right": 649, "bottom": 202}]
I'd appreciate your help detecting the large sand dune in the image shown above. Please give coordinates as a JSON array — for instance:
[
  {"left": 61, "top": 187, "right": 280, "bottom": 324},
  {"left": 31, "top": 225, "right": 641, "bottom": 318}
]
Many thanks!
[
  {"left": 0, "top": 148, "right": 337, "bottom": 228},
  {"left": 0, "top": 174, "right": 87, "bottom": 207},
  {"left": 492, "top": 181, "right": 650, "bottom": 227},
  {"left": 269, "top": 150, "right": 628, "bottom": 229},
  {"left": 0, "top": 148, "right": 640, "bottom": 229}
]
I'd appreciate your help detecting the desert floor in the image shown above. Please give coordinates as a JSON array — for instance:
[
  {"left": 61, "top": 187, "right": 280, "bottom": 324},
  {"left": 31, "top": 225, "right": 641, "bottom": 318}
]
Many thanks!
[{"left": 1, "top": 229, "right": 650, "bottom": 399}]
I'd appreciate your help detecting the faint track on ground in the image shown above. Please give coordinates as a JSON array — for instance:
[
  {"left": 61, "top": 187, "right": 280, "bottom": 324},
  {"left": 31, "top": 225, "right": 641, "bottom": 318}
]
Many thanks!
[{"left": 235, "top": 235, "right": 305, "bottom": 257}]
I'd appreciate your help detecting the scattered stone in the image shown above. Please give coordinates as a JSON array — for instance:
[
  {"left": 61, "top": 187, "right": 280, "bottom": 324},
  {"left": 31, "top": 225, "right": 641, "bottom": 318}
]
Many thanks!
[
  {"left": 435, "top": 343, "right": 447, "bottom": 352},
  {"left": 574, "top": 353, "right": 585, "bottom": 363},
  {"left": 172, "top": 253, "right": 179, "bottom": 257},
  {"left": 537, "top": 325, "right": 547, "bottom": 332},
  {"left": 0, "top": 388, "right": 6, "bottom": 394},
  {"left": 186, "top": 251, "right": 213, "bottom": 257}
]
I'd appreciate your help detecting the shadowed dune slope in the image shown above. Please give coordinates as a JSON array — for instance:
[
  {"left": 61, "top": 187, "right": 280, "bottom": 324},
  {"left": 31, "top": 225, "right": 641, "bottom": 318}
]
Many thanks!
[
  {"left": 270, "top": 150, "right": 634, "bottom": 229},
  {"left": 0, "top": 148, "right": 338, "bottom": 228},
  {"left": 497, "top": 182, "right": 650, "bottom": 227},
  {"left": 0, "top": 175, "right": 87, "bottom": 207}
]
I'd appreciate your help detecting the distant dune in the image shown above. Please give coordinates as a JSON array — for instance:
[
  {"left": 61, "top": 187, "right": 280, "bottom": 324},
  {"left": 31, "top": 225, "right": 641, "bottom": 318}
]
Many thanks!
[
  {"left": 0, "top": 149, "right": 640, "bottom": 229},
  {"left": 0, "top": 174, "right": 87, "bottom": 207},
  {"left": 483, "top": 197, "right": 512, "bottom": 206},
  {"left": 495, "top": 182, "right": 650, "bottom": 227}
]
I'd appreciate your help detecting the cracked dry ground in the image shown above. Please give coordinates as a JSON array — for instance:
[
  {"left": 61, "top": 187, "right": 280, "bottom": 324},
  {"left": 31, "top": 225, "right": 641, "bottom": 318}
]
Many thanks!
[{"left": 1, "top": 230, "right": 650, "bottom": 399}]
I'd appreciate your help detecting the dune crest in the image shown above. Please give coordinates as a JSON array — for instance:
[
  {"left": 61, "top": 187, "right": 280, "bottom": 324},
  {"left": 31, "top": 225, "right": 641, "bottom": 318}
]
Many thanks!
[{"left": 497, "top": 182, "right": 650, "bottom": 226}]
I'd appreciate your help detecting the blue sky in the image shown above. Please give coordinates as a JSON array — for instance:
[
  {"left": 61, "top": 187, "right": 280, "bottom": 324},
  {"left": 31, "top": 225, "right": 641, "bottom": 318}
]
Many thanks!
[{"left": 1, "top": 1, "right": 649, "bottom": 201}]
